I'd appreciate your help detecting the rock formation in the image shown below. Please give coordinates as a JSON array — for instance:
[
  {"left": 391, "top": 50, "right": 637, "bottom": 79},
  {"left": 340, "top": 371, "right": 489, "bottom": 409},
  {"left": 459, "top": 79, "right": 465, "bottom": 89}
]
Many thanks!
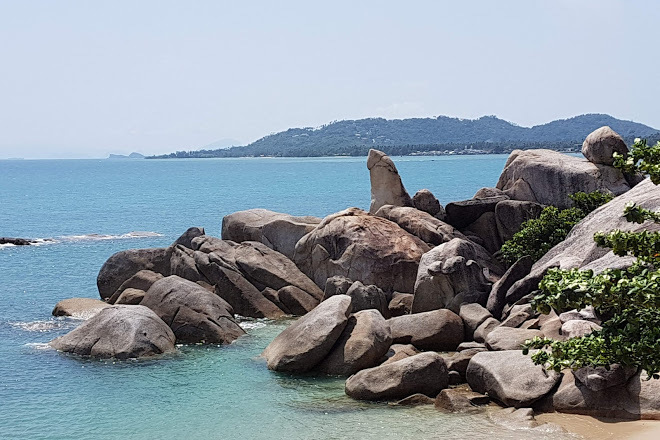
[{"left": 367, "top": 149, "right": 412, "bottom": 214}]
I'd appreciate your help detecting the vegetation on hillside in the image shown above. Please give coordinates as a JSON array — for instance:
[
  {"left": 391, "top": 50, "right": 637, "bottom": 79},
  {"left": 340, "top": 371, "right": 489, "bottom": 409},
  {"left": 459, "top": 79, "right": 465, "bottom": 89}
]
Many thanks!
[
  {"left": 499, "top": 191, "right": 613, "bottom": 267},
  {"left": 523, "top": 139, "right": 660, "bottom": 377},
  {"left": 149, "top": 114, "right": 660, "bottom": 158}
]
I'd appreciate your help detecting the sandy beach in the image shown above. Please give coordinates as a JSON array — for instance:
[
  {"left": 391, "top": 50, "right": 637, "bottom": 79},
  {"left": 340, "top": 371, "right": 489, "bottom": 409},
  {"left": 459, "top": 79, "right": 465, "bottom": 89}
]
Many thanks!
[{"left": 537, "top": 413, "right": 660, "bottom": 439}]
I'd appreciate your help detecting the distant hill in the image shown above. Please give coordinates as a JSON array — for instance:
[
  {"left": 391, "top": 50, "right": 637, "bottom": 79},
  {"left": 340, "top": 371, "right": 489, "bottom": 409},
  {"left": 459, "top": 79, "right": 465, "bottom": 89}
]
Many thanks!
[
  {"left": 108, "top": 152, "right": 145, "bottom": 159},
  {"left": 150, "top": 114, "right": 660, "bottom": 158}
]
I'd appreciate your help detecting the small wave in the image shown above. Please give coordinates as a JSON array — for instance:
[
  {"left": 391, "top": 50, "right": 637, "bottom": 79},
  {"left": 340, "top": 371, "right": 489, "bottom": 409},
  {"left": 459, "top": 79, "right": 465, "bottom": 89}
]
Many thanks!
[
  {"left": 0, "top": 243, "right": 17, "bottom": 249},
  {"left": 238, "top": 321, "right": 268, "bottom": 330},
  {"left": 24, "top": 342, "right": 53, "bottom": 351},
  {"left": 58, "top": 231, "right": 163, "bottom": 242},
  {"left": 9, "top": 318, "right": 78, "bottom": 333}
]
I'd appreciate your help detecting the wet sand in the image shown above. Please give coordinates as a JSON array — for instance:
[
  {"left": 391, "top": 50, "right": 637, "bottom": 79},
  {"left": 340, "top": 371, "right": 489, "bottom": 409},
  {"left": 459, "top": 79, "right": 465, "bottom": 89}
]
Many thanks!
[{"left": 536, "top": 412, "right": 660, "bottom": 439}]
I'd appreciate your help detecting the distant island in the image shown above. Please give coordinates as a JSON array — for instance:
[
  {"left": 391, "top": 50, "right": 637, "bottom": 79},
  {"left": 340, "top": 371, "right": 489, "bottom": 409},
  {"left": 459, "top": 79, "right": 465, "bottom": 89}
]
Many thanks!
[
  {"left": 108, "top": 152, "right": 145, "bottom": 159},
  {"left": 148, "top": 113, "right": 660, "bottom": 159}
]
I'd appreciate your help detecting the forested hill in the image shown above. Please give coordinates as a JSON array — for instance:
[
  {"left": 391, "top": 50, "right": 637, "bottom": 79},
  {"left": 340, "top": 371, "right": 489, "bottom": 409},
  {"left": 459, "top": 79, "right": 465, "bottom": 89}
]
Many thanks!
[{"left": 150, "top": 113, "right": 660, "bottom": 158}]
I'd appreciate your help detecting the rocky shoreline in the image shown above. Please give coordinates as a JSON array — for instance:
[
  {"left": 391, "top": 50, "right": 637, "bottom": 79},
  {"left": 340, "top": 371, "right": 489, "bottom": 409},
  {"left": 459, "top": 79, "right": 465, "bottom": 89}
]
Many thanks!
[{"left": 48, "top": 126, "right": 660, "bottom": 427}]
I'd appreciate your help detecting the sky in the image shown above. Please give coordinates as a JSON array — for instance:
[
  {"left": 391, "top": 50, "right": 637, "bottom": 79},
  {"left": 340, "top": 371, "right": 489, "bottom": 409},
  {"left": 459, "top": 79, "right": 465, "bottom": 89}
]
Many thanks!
[{"left": 0, "top": 0, "right": 659, "bottom": 159}]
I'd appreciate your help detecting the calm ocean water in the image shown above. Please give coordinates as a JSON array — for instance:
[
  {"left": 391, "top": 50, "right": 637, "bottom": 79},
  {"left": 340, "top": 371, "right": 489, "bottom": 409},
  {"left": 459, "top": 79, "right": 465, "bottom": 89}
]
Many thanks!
[{"left": 0, "top": 156, "right": 575, "bottom": 439}]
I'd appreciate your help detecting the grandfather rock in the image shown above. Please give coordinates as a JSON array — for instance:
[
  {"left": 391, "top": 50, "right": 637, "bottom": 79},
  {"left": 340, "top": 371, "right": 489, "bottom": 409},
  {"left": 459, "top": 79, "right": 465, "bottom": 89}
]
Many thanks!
[
  {"left": 50, "top": 305, "right": 175, "bottom": 359},
  {"left": 315, "top": 309, "right": 392, "bottom": 376},
  {"left": 389, "top": 309, "right": 463, "bottom": 351},
  {"left": 141, "top": 276, "right": 245, "bottom": 344},
  {"left": 466, "top": 350, "right": 560, "bottom": 407},
  {"left": 345, "top": 352, "right": 448, "bottom": 400},
  {"left": 295, "top": 208, "right": 429, "bottom": 293},
  {"left": 262, "top": 295, "right": 352, "bottom": 373},
  {"left": 221, "top": 209, "right": 320, "bottom": 260},
  {"left": 367, "top": 149, "right": 413, "bottom": 214}
]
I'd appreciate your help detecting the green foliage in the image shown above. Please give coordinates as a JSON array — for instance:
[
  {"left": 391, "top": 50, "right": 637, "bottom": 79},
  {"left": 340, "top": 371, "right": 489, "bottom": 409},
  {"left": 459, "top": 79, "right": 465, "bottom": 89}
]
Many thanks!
[
  {"left": 525, "top": 137, "right": 660, "bottom": 378},
  {"left": 614, "top": 138, "right": 660, "bottom": 184},
  {"left": 499, "top": 191, "right": 612, "bottom": 266}
]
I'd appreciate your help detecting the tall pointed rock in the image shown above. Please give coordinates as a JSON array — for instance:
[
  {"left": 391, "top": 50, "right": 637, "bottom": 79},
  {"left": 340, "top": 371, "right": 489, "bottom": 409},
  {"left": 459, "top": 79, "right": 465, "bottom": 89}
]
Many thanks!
[{"left": 367, "top": 149, "right": 412, "bottom": 214}]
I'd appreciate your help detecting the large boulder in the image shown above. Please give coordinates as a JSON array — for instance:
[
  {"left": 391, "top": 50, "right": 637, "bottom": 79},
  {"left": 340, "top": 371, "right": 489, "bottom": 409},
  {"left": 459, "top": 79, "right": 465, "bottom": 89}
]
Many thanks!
[
  {"left": 234, "top": 241, "right": 323, "bottom": 300},
  {"left": 496, "top": 149, "right": 630, "bottom": 209},
  {"left": 212, "top": 265, "right": 285, "bottom": 319},
  {"left": 49, "top": 305, "right": 176, "bottom": 359},
  {"left": 538, "top": 370, "right": 660, "bottom": 420},
  {"left": 52, "top": 298, "right": 110, "bottom": 319},
  {"left": 494, "top": 200, "right": 544, "bottom": 244},
  {"left": 97, "top": 247, "right": 172, "bottom": 300},
  {"left": 484, "top": 327, "right": 544, "bottom": 351},
  {"left": 172, "top": 227, "right": 206, "bottom": 249},
  {"left": 462, "top": 211, "right": 502, "bottom": 254},
  {"left": 141, "top": 276, "right": 245, "bottom": 344},
  {"left": 344, "top": 281, "right": 389, "bottom": 317},
  {"left": 221, "top": 209, "right": 320, "bottom": 260},
  {"left": 582, "top": 126, "right": 629, "bottom": 166},
  {"left": 315, "top": 309, "right": 392, "bottom": 376},
  {"left": 367, "top": 149, "right": 413, "bottom": 214},
  {"left": 345, "top": 352, "right": 449, "bottom": 400},
  {"left": 323, "top": 275, "right": 353, "bottom": 300},
  {"left": 466, "top": 350, "right": 560, "bottom": 407},
  {"left": 107, "top": 270, "right": 164, "bottom": 304},
  {"left": 412, "top": 189, "right": 444, "bottom": 219},
  {"left": 445, "top": 196, "right": 509, "bottom": 229},
  {"left": 262, "top": 295, "right": 352, "bottom": 373},
  {"left": 294, "top": 208, "right": 429, "bottom": 293},
  {"left": 374, "top": 205, "right": 464, "bottom": 246},
  {"left": 388, "top": 309, "right": 463, "bottom": 351},
  {"left": 277, "top": 285, "right": 319, "bottom": 315},
  {"left": 517, "top": 178, "right": 660, "bottom": 293},
  {"left": 412, "top": 238, "right": 503, "bottom": 313}
]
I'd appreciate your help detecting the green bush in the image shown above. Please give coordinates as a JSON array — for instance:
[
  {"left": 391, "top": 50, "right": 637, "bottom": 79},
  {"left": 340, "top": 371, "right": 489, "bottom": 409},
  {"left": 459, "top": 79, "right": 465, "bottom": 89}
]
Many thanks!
[
  {"left": 499, "top": 191, "right": 613, "bottom": 266},
  {"left": 524, "top": 139, "right": 660, "bottom": 378}
]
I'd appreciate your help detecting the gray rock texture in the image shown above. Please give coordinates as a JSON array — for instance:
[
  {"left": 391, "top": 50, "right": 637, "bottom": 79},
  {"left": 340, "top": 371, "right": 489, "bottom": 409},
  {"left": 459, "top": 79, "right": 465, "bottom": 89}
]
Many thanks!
[{"left": 367, "top": 149, "right": 413, "bottom": 214}]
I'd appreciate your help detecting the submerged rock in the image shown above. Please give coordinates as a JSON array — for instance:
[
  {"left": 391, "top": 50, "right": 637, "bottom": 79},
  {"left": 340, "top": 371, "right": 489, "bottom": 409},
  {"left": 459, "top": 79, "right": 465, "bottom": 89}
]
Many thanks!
[
  {"left": 50, "top": 305, "right": 175, "bottom": 359},
  {"left": 262, "top": 295, "right": 352, "bottom": 373},
  {"left": 367, "top": 149, "right": 413, "bottom": 214},
  {"left": 345, "top": 352, "right": 449, "bottom": 401}
]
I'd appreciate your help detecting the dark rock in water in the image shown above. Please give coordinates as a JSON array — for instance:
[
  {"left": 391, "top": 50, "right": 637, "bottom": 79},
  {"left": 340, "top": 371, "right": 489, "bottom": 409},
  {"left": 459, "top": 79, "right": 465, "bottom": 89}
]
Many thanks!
[
  {"left": 172, "top": 227, "right": 205, "bottom": 249},
  {"left": 115, "top": 288, "right": 145, "bottom": 305},
  {"left": 388, "top": 292, "right": 413, "bottom": 317},
  {"left": 52, "top": 297, "right": 110, "bottom": 319},
  {"left": 262, "top": 295, "right": 352, "bottom": 373},
  {"left": 466, "top": 350, "right": 560, "bottom": 407},
  {"left": 108, "top": 270, "right": 164, "bottom": 304},
  {"left": 277, "top": 285, "right": 319, "bottom": 315},
  {"left": 374, "top": 205, "right": 464, "bottom": 246},
  {"left": 323, "top": 275, "right": 353, "bottom": 300},
  {"left": 496, "top": 149, "right": 630, "bottom": 209},
  {"left": 0, "top": 237, "right": 36, "bottom": 246},
  {"left": 435, "top": 386, "right": 489, "bottom": 412},
  {"left": 495, "top": 200, "right": 543, "bottom": 244},
  {"left": 345, "top": 352, "right": 448, "bottom": 401},
  {"left": 97, "top": 247, "right": 172, "bottom": 300},
  {"left": 412, "top": 238, "right": 503, "bottom": 313},
  {"left": 445, "top": 196, "right": 509, "bottom": 229},
  {"left": 213, "top": 265, "right": 285, "bottom": 319},
  {"left": 582, "top": 126, "right": 628, "bottom": 166},
  {"left": 382, "top": 344, "right": 419, "bottom": 365},
  {"left": 389, "top": 309, "right": 463, "bottom": 351},
  {"left": 486, "top": 256, "right": 534, "bottom": 319},
  {"left": 315, "top": 309, "right": 392, "bottom": 376},
  {"left": 295, "top": 208, "right": 429, "bottom": 294},
  {"left": 345, "top": 281, "right": 390, "bottom": 318},
  {"left": 49, "top": 305, "right": 176, "bottom": 359},
  {"left": 412, "top": 189, "right": 444, "bottom": 218},
  {"left": 221, "top": 209, "right": 320, "bottom": 261},
  {"left": 393, "top": 393, "right": 436, "bottom": 406},
  {"left": 235, "top": 241, "right": 323, "bottom": 300},
  {"left": 367, "top": 149, "right": 413, "bottom": 214},
  {"left": 141, "top": 275, "right": 245, "bottom": 344}
]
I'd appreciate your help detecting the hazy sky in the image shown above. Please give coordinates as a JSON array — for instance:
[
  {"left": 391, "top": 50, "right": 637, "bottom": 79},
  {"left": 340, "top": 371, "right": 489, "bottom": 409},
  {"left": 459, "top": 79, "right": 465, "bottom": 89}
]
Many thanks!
[{"left": 1, "top": 0, "right": 658, "bottom": 159}]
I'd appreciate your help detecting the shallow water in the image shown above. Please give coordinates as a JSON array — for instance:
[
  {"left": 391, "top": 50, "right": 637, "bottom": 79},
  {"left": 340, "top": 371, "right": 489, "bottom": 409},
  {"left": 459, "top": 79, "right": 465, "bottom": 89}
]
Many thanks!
[{"left": 0, "top": 156, "right": 579, "bottom": 439}]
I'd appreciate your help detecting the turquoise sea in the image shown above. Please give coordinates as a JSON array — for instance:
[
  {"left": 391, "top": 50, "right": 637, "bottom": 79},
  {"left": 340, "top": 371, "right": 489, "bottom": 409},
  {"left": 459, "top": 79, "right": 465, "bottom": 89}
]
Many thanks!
[{"left": 0, "top": 156, "right": 577, "bottom": 439}]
